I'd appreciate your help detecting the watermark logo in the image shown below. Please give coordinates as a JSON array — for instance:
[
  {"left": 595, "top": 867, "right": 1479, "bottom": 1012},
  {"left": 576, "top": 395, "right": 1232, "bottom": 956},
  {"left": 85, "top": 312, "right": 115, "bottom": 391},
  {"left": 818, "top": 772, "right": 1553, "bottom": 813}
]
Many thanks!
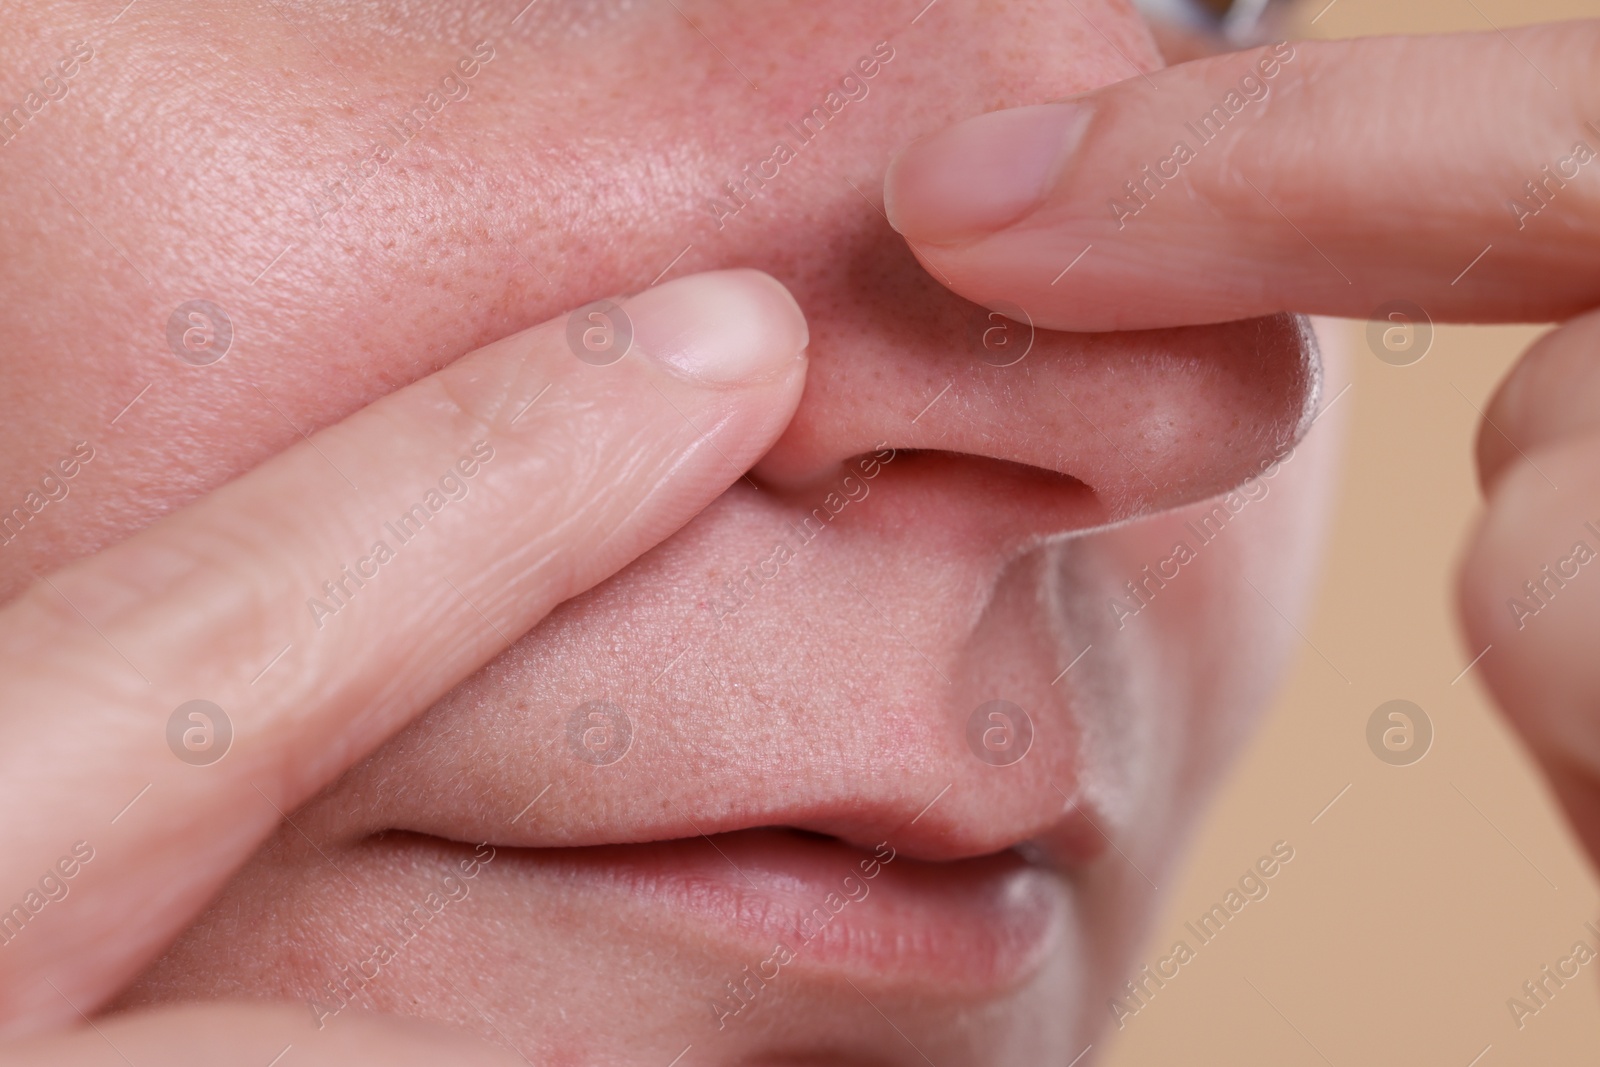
[
  {"left": 166, "top": 699, "right": 233, "bottom": 766},
  {"left": 301, "top": 40, "right": 497, "bottom": 232},
  {"left": 702, "top": 42, "right": 896, "bottom": 231},
  {"left": 166, "top": 300, "right": 233, "bottom": 366},
  {"left": 1109, "top": 439, "right": 1296, "bottom": 629},
  {"left": 566, "top": 700, "right": 633, "bottom": 766},
  {"left": 0, "top": 841, "right": 95, "bottom": 947},
  {"left": 965, "top": 699, "right": 1033, "bottom": 767},
  {"left": 1366, "top": 699, "right": 1431, "bottom": 766},
  {"left": 967, "top": 301, "right": 1033, "bottom": 367},
  {"left": 1110, "top": 839, "right": 1295, "bottom": 1029},
  {"left": 1366, "top": 300, "right": 1432, "bottom": 367},
  {"left": 0, "top": 440, "right": 95, "bottom": 548},
  {"left": 307, "top": 843, "right": 495, "bottom": 1028},
  {"left": 1110, "top": 42, "right": 1296, "bottom": 230},
  {"left": 1507, "top": 138, "right": 1597, "bottom": 231},
  {"left": 1506, "top": 523, "right": 1600, "bottom": 630},
  {"left": 566, "top": 299, "right": 632, "bottom": 366},
  {"left": 711, "top": 445, "right": 897, "bottom": 625},
  {"left": 710, "top": 842, "right": 897, "bottom": 1029},
  {"left": 306, "top": 443, "right": 495, "bottom": 630},
  {"left": 0, "top": 40, "right": 95, "bottom": 151},
  {"left": 1507, "top": 920, "right": 1600, "bottom": 1030}
]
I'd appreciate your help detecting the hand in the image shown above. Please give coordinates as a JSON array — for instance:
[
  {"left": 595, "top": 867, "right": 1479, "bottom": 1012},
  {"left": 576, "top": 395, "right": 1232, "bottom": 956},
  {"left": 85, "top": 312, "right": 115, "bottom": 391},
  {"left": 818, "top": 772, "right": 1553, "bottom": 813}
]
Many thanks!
[
  {"left": 0, "top": 270, "right": 808, "bottom": 1062},
  {"left": 880, "top": 23, "right": 1600, "bottom": 861}
]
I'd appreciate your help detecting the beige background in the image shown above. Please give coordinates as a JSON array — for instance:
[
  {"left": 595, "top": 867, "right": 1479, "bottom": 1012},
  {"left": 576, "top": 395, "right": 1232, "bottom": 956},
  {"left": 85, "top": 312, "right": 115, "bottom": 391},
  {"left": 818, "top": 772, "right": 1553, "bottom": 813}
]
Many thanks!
[{"left": 1103, "top": 1, "right": 1600, "bottom": 1064}]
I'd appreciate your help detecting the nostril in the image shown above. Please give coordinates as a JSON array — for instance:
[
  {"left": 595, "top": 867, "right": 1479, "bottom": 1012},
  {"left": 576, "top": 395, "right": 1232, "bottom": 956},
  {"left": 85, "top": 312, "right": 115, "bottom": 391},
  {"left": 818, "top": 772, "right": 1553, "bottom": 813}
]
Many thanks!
[
  {"left": 744, "top": 448, "right": 1106, "bottom": 554},
  {"left": 748, "top": 448, "right": 1089, "bottom": 500},
  {"left": 743, "top": 445, "right": 906, "bottom": 500},
  {"left": 888, "top": 450, "right": 1088, "bottom": 491},
  {"left": 780, "top": 826, "right": 839, "bottom": 844},
  {"left": 749, "top": 299, "right": 1319, "bottom": 534}
]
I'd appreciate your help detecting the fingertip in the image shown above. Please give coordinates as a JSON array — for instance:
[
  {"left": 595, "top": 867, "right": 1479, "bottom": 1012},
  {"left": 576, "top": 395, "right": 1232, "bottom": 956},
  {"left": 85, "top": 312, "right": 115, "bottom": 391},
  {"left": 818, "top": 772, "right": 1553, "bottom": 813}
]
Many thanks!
[
  {"left": 1458, "top": 444, "right": 1600, "bottom": 770},
  {"left": 1475, "top": 311, "right": 1600, "bottom": 496},
  {"left": 626, "top": 269, "right": 809, "bottom": 386},
  {"left": 883, "top": 104, "right": 1092, "bottom": 245}
]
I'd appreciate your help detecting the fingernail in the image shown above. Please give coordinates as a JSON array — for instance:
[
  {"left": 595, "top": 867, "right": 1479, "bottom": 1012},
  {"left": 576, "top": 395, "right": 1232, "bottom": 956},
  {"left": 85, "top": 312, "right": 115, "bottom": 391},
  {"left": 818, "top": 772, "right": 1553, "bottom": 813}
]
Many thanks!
[
  {"left": 626, "top": 269, "right": 809, "bottom": 384},
  {"left": 884, "top": 103, "right": 1091, "bottom": 245}
]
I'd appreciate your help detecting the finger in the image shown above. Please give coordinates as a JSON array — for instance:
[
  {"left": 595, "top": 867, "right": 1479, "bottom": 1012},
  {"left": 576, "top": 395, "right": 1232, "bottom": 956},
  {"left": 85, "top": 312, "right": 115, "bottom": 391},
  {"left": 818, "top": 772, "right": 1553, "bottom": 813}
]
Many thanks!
[
  {"left": 1477, "top": 308, "right": 1600, "bottom": 493},
  {"left": 0, "top": 1002, "right": 526, "bottom": 1066},
  {"left": 1459, "top": 317, "right": 1600, "bottom": 869},
  {"left": 883, "top": 25, "right": 1600, "bottom": 331},
  {"left": 0, "top": 269, "right": 808, "bottom": 1034}
]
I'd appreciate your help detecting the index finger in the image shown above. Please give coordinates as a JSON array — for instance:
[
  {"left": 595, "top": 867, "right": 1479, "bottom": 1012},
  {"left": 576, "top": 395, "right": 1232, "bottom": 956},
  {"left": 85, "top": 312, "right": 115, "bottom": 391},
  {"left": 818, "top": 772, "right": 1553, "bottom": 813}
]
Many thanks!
[
  {"left": 882, "top": 23, "right": 1600, "bottom": 331},
  {"left": 0, "top": 269, "right": 807, "bottom": 1035}
]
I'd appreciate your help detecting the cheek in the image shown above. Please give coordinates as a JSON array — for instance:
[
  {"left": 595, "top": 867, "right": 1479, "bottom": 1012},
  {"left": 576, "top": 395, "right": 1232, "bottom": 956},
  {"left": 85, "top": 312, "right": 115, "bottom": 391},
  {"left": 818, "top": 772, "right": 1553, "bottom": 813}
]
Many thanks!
[{"left": 1092, "top": 325, "right": 1345, "bottom": 827}]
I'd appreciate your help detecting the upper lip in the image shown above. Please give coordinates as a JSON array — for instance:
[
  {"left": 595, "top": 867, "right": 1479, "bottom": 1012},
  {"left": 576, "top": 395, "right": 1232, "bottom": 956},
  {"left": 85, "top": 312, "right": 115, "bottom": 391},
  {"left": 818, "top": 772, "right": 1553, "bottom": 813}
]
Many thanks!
[
  {"left": 294, "top": 315, "right": 1318, "bottom": 875},
  {"left": 297, "top": 471, "right": 1120, "bottom": 872},
  {"left": 328, "top": 736, "right": 1105, "bottom": 867}
]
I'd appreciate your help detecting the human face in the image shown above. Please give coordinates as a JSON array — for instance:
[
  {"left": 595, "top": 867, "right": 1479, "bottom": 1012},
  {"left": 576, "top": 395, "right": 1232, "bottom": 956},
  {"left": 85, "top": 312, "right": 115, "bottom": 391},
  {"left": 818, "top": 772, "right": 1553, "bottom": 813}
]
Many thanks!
[{"left": 2, "top": 1, "right": 1330, "bottom": 1063}]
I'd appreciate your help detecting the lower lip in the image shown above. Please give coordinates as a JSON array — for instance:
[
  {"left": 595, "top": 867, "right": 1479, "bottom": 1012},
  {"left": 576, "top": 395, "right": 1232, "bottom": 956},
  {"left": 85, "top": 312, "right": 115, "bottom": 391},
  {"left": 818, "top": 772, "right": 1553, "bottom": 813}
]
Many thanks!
[{"left": 541, "top": 828, "right": 1067, "bottom": 994}]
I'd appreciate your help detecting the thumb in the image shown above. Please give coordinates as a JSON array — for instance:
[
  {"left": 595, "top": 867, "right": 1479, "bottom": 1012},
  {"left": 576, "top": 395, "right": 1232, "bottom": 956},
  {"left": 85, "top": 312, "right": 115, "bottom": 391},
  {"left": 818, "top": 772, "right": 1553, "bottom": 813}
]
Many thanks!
[{"left": 883, "top": 24, "right": 1600, "bottom": 331}]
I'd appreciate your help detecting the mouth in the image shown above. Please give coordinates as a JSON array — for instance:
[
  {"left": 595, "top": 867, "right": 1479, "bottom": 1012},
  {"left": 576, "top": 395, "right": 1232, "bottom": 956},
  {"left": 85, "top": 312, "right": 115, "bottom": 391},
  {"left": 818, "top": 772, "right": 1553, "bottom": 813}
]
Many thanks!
[{"left": 279, "top": 453, "right": 1141, "bottom": 1017}]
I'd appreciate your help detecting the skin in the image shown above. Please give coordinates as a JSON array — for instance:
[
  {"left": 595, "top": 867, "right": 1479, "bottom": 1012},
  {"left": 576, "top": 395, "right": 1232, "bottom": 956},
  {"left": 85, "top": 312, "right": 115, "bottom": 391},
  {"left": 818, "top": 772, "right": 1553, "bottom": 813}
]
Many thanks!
[{"left": 0, "top": 1, "right": 1345, "bottom": 1064}]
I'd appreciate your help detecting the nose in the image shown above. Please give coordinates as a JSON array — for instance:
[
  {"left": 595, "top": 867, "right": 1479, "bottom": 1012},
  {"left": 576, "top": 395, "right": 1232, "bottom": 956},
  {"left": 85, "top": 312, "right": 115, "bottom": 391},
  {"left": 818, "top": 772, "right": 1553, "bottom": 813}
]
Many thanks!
[{"left": 745, "top": 196, "right": 1320, "bottom": 525}]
